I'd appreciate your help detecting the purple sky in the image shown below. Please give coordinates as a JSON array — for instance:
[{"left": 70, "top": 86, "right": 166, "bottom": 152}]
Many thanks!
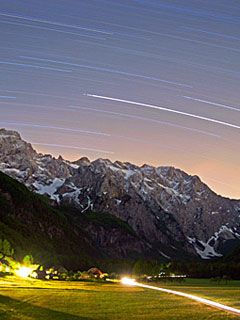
[{"left": 0, "top": 1, "right": 240, "bottom": 198}]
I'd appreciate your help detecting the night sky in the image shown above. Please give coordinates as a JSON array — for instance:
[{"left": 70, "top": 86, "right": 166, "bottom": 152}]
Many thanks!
[{"left": 0, "top": 1, "right": 240, "bottom": 198}]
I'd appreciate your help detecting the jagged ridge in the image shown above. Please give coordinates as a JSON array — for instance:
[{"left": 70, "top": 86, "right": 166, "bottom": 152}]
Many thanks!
[{"left": 1, "top": 128, "right": 240, "bottom": 260}]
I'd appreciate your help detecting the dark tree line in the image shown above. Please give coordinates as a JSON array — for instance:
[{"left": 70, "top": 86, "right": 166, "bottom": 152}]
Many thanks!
[{"left": 169, "top": 261, "right": 240, "bottom": 280}]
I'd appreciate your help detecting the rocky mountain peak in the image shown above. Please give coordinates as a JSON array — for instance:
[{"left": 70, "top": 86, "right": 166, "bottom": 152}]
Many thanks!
[
  {"left": 0, "top": 128, "right": 37, "bottom": 174},
  {"left": 74, "top": 157, "right": 91, "bottom": 166},
  {"left": 0, "top": 128, "right": 21, "bottom": 138},
  {"left": 1, "top": 128, "right": 240, "bottom": 261}
]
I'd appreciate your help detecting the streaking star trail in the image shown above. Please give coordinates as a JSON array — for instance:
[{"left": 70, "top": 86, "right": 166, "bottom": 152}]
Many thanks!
[
  {"left": 183, "top": 96, "right": 240, "bottom": 112},
  {"left": 86, "top": 94, "right": 240, "bottom": 130}
]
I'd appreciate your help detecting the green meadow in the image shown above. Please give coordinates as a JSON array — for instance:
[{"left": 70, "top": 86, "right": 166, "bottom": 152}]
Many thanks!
[{"left": 0, "top": 277, "right": 240, "bottom": 320}]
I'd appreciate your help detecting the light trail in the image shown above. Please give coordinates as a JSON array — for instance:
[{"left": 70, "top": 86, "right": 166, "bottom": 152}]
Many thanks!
[
  {"left": 0, "top": 12, "right": 112, "bottom": 35},
  {"left": 21, "top": 56, "right": 192, "bottom": 88},
  {"left": 121, "top": 278, "right": 240, "bottom": 316},
  {"left": 86, "top": 94, "right": 240, "bottom": 130},
  {"left": 182, "top": 27, "right": 240, "bottom": 41},
  {"left": 183, "top": 96, "right": 240, "bottom": 112},
  {"left": 0, "top": 61, "right": 72, "bottom": 73},
  {"left": 69, "top": 105, "right": 220, "bottom": 138},
  {"left": 0, "top": 95, "right": 16, "bottom": 99},
  {"left": 0, "top": 121, "right": 110, "bottom": 137},
  {"left": 0, "top": 20, "right": 107, "bottom": 40},
  {"left": 0, "top": 89, "right": 82, "bottom": 100},
  {"left": 32, "top": 142, "right": 114, "bottom": 155}
]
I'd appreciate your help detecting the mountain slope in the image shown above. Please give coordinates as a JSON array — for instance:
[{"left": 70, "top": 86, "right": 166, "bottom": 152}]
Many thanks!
[
  {"left": 1, "top": 128, "right": 240, "bottom": 260},
  {"left": 0, "top": 171, "right": 151, "bottom": 269},
  {"left": 0, "top": 171, "right": 101, "bottom": 269}
]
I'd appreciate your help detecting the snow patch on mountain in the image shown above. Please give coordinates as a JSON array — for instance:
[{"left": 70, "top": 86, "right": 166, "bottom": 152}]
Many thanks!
[
  {"left": 188, "top": 225, "right": 240, "bottom": 259},
  {"left": 0, "top": 164, "right": 27, "bottom": 179},
  {"left": 62, "top": 187, "right": 82, "bottom": 206},
  {"left": 196, "top": 241, "right": 222, "bottom": 259},
  {"left": 108, "top": 164, "right": 136, "bottom": 180},
  {"left": 33, "top": 178, "right": 65, "bottom": 200},
  {"left": 187, "top": 236, "right": 222, "bottom": 259}
]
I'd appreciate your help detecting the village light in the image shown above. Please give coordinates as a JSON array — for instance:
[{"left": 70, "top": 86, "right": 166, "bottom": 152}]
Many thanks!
[
  {"left": 121, "top": 277, "right": 136, "bottom": 285},
  {"left": 5, "top": 266, "right": 10, "bottom": 273},
  {"left": 15, "top": 266, "right": 33, "bottom": 278}
]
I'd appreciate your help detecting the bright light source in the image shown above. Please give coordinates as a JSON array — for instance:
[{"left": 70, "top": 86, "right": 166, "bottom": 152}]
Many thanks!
[
  {"left": 15, "top": 266, "right": 33, "bottom": 278},
  {"left": 121, "top": 277, "right": 136, "bottom": 285},
  {"left": 5, "top": 266, "right": 10, "bottom": 273}
]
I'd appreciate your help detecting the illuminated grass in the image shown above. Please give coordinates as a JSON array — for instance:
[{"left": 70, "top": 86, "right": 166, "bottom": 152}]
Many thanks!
[{"left": 0, "top": 277, "right": 240, "bottom": 319}]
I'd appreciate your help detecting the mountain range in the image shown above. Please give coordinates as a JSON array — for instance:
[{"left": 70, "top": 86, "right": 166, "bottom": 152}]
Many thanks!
[{"left": 0, "top": 128, "right": 240, "bottom": 265}]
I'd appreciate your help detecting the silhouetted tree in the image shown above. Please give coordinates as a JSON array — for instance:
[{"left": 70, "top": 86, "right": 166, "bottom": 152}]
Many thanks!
[{"left": 0, "top": 239, "right": 14, "bottom": 259}]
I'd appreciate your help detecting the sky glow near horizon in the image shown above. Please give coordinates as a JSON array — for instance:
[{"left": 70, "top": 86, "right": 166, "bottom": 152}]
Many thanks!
[{"left": 0, "top": 0, "right": 239, "bottom": 198}]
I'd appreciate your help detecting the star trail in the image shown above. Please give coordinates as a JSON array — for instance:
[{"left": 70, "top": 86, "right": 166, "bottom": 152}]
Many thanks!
[{"left": 0, "top": 0, "right": 239, "bottom": 198}]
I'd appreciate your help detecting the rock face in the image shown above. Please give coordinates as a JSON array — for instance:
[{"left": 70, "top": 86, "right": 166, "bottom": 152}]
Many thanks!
[{"left": 1, "top": 128, "right": 240, "bottom": 260}]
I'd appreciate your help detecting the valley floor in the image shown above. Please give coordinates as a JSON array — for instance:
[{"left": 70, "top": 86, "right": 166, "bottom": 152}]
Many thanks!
[{"left": 0, "top": 277, "right": 240, "bottom": 319}]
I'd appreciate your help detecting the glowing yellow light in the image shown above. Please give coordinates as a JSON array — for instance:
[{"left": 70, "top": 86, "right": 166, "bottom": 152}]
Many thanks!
[
  {"left": 15, "top": 266, "right": 33, "bottom": 278},
  {"left": 121, "top": 277, "right": 136, "bottom": 285},
  {"left": 31, "top": 271, "right": 38, "bottom": 279},
  {"left": 5, "top": 266, "right": 10, "bottom": 273}
]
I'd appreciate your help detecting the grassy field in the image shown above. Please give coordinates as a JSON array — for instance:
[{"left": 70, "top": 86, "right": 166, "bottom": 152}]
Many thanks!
[{"left": 0, "top": 277, "right": 240, "bottom": 319}]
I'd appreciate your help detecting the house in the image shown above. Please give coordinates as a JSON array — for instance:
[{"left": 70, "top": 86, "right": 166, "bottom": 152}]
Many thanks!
[{"left": 87, "top": 267, "right": 106, "bottom": 279}]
